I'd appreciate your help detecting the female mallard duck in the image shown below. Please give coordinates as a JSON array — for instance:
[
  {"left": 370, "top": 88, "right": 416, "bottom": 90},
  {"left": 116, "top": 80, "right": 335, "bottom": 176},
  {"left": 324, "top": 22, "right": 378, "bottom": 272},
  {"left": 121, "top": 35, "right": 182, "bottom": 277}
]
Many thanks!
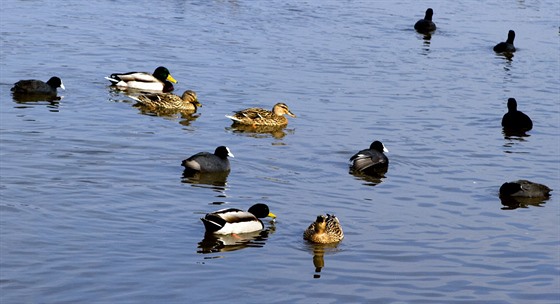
[
  {"left": 226, "top": 103, "right": 296, "bottom": 127},
  {"left": 11, "top": 76, "right": 65, "bottom": 97},
  {"left": 500, "top": 180, "right": 552, "bottom": 198},
  {"left": 349, "top": 140, "right": 389, "bottom": 176},
  {"left": 182, "top": 146, "right": 234, "bottom": 173},
  {"left": 494, "top": 30, "right": 516, "bottom": 53},
  {"left": 201, "top": 203, "right": 276, "bottom": 234},
  {"left": 304, "top": 214, "right": 344, "bottom": 244},
  {"left": 105, "top": 66, "right": 177, "bottom": 92},
  {"left": 129, "top": 90, "right": 200, "bottom": 111},
  {"left": 414, "top": 8, "right": 436, "bottom": 34},
  {"left": 501, "top": 98, "right": 532, "bottom": 132}
]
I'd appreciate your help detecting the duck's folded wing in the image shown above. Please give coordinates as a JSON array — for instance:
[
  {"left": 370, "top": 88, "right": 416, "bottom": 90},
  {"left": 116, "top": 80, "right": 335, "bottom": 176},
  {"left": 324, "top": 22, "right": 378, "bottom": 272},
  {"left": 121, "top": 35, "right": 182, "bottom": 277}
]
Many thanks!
[
  {"left": 350, "top": 152, "right": 375, "bottom": 170},
  {"left": 215, "top": 209, "right": 256, "bottom": 223},
  {"left": 111, "top": 72, "right": 157, "bottom": 82}
]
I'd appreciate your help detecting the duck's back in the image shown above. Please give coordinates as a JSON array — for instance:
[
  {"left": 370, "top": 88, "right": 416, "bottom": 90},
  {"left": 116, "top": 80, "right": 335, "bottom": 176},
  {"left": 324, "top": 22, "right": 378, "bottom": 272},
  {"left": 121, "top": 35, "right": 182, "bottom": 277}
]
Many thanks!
[
  {"left": 502, "top": 111, "right": 533, "bottom": 131},
  {"left": 350, "top": 148, "right": 389, "bottom": 173}
]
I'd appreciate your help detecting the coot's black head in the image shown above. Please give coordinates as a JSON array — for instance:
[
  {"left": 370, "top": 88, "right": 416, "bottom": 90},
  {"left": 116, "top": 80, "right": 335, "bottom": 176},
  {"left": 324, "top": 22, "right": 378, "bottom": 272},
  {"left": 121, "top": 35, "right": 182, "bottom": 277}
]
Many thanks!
[
  {"left": 507, "top": 98, "right": 518, "bottom": 112},
  {"left": 425, "top": 8, "right": 434, "bottom": 20},
  {"left": 507, "top": 30, "right": 515, "bottom": 44},
  {"left": 214, "top": 146, "right": 234, "bottom": 159},
  {"left": 369, "top": 141, "right": 388, "bottom": 153},
  {"left": 499, "top": 182, "right": 521, "bottom": 196},
  {"left": 46, "top": 77, "right": 65, "bottom": 90}
]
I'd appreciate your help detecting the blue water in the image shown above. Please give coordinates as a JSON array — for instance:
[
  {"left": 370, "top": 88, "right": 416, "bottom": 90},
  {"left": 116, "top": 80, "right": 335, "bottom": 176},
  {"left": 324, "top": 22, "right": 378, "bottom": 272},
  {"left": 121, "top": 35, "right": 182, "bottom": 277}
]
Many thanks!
[{"left": 1, "top": 0, "right": 559, "bottom": 303}]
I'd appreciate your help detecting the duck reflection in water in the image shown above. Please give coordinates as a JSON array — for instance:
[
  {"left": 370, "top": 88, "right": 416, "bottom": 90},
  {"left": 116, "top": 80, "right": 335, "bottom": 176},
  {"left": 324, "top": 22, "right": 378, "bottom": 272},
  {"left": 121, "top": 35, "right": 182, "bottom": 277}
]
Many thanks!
[
  {"left": 197, "top": 225, "right": 275, "bottom": 254},
  {"left": 226, "top": 124, "right": 294, "bottom": 140},
  {"left": 134, "top": 104, "right": 200, "bottom": 125},
  {"left": 181, "top": 170, "right": 229, "bottom": 190},
  {"left": 305, "top": 242, "right": 342, "bottom": 279},
  {"left": 500, "top": 196, "right": 550, "bottom": 210}
]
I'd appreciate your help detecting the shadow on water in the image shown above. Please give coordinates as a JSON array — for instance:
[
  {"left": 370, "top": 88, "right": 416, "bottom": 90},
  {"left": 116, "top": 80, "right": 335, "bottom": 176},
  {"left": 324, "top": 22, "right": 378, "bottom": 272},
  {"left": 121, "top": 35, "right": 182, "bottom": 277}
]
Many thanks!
[
  {"left": 304, "top": 242, "right": 342, "bottom": 279},
  {"left": 421, "top": 38, "right": 431, "bottom": 54},
  {"left": 135, "top": 105, "right": 201, "bottom": 126},
  {"left": 349, "top": 168, "right": 388, "bottom": 187},
  {"left": 502, "top": 128, "right": 531, "bottom": 139},
  {"left": 12, "top": 94, "right": 62, "bottom": 112},
  {"left": 500, "top": 196, "right": 550, "bottom": 210},
  {"left": 226, "top": 124, "right": 295, "bottom": 140},
  {"left": 182, "top": 170, "right": 230, "bottom": 194},
  {"left": 197, "top": 224, "right": 276, "bottom": 254},
  {"left": 496, "top": 52, "right": 514, "bottom": 62}
]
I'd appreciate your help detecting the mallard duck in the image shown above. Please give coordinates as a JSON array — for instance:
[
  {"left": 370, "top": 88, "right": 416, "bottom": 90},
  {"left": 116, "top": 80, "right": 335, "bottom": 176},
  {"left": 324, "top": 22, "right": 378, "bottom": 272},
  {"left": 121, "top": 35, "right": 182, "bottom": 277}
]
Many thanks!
[
  {"left": 349, "top": 141, "right": 389, "bottom": 176},
  {"left": 226, "top": 103, "right": 296, "bottom": 127},
  {"left": 494, "top": 30, "right": 516, "bottom": 53},
  {"left": 105, "top": 66, "right": 177, "bottom": 92},
  {"left": 501, "top": 98, "right": 532, "bottom": 132},
  {"left": 500, "top": 180, "right": 552, "bottom": 198},
  {"left": 129, "top": 90, "right": 200, "bottom": 111},
  {"left": 303, "top": 214, "right": 344, "bottom": 244},
  {"left": 201, "top": 203, "right": 276, "bottom": 234},
  {"left": 181, "top": 146, "right": 234, "bottom": 173},
  {"left": 11, "top": 76, "right": 65, "bottom": 96},
  {"left": 414, "top": 8, "right": 436, "bottom": 34}
]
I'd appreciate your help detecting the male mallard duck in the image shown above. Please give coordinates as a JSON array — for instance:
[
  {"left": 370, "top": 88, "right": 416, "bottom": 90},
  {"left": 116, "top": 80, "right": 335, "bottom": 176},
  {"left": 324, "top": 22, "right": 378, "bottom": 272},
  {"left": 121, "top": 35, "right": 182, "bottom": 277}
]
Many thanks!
[
  {"left": 181, "top": 146, "right": 234, "bottom": 173},
  {"left": 105, "top": 66, "right": 177, "bottom": 92},
  {"left": 303, "top": 214, "right": 344, "bottom": 244},
  {"left": 11, "top": 76, "right": 65, "bottom": 96},
  {"left": 129, "top": 90, "right": 200, "bottom": 111},
  {"left": 500, "top": 180, "right": 552, "bottom": 198},
  {"left": 501, "top": 98, "right": 532, "bottom": 132},
  {"left": 226, "top": 103, "right": 296, "bottom": 127},
  {"left": 349, "top": 141, "right": 389, "bottom": 176},
  {"left": 414, "top": 8, "right": 436, "bottom": 34},
  {"left": 201, "top": 203, "right": 276, "bottom": 234},
  {"left": 494, "top": 30, "right": 516, "bottom": 53}
]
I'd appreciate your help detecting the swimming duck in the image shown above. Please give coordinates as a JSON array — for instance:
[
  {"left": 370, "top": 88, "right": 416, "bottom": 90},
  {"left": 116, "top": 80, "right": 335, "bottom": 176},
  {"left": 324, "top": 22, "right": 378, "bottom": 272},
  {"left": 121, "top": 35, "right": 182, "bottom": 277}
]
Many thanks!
[
  {"left": 501, "top": 98, "right": 532, "bottom": 131},
  {"left": 494, "top": 30, "right": 516, "bottom": 53},
  {"left": 11, "top": 76, "right": 65, "bottom": 97},
  {"left": 201, "top": 203, "right": 276, "bottom": 234},
  {"left": 303, "top": 214, "right": 344, "bottom": 244},
  {"left": 129, "top": 90, "right": 200, "bottom": 111},
  {"left": 500, "top": 180, "right": 552, "bottom": 198},
  {"left": 105, "top": 66, "right": 177, "bottom": 92},
  {"left": 226, "top": 103, "right": 296, "bottom": 127},
  {"left": 349, "top": 141, "right": 389, "bottom": 176},
  {"left": 181, "top": 146, "right": 234, "bottom": 173},
  {"left": 414, "top": 8, "right": 436, "bottom": 34}
]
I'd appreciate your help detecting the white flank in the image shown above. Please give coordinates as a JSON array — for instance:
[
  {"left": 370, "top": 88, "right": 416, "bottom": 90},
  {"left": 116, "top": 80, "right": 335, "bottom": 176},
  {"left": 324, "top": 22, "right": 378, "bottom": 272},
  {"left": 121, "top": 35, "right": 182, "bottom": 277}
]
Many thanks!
[
  {"left": 120, "top": 81, "right": 163, "bottom": 91},
  {"left": 214, "top": 220, "right": 263, "bottom": 235}
]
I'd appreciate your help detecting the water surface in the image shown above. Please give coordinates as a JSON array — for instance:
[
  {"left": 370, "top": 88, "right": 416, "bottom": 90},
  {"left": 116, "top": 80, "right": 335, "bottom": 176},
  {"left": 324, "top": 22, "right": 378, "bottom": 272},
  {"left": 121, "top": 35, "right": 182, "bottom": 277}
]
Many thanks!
[{"left": 1, "top": 0, "right": 559, "bottom": 303}]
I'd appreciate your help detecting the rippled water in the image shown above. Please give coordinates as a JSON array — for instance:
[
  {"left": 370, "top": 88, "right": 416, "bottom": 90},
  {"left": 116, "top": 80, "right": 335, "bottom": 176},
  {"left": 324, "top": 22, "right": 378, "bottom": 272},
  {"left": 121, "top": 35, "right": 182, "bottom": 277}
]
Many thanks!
[{"left": 1, "top": 0, "right": 559, "bottom": 303}]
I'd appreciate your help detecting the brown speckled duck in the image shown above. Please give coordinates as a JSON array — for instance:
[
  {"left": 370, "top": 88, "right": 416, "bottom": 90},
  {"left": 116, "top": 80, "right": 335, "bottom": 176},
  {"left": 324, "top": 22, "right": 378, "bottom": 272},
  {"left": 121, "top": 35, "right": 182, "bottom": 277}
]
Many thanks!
[
  {"left": 303, "top": 214, "right": 344, "bottom": 244},
  {"left": 129, "top": 90, "right": 200, "bottom": 111},
  {"left": 226, "top": 103, "right": 296, "bottom": 127}
]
